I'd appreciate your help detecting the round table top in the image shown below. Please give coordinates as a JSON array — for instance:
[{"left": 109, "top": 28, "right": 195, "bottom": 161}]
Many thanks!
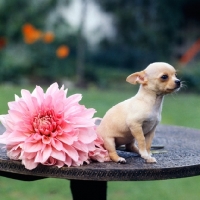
[{"left": 0, "top": 124, "right": 200, "bottom": 181}]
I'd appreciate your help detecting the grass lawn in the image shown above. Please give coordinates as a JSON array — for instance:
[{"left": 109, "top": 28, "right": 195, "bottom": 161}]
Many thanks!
[{"left": 0, "top": 84, "right": 200, "bottom": 200}]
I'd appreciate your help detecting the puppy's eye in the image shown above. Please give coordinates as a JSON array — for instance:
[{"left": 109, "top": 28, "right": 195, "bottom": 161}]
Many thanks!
[{"left": 161, "top": 75, "right": 168, "bottom": 80}]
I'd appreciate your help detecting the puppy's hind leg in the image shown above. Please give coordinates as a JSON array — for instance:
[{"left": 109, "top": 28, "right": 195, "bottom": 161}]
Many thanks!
[
  {"left": 126, "top": 139, "right": 139, "bottom": 154},
  {"left": 104, "top": 137, "right": 126, "bottom": 164}
]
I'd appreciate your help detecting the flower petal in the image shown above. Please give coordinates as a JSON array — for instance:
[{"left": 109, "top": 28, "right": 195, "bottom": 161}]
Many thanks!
[
  {"left": 51, "top": 138, "right": 63, "bottom": 151},
  {"left": 51, "top": 148, "right": 65, "bottom": 162},
  {"left": 78, "top": 128, "right": 97, "bottom": 143},
  {"left": 32, "top": 85, "right": 44, "bottom": 105},
  {"left": 22, "top": 158, "right": 38, "bottom": 170},
  {"left": 41, "top": 145, "right": 52, "bottom": 163},
  {"left": 56, "top": 132, "right": 77, "bottom": 145},
  {"left": 62, "top": 144, "right": 79, "bottom": 162},
  {"left": 24, "top": 140, "right": 43, "bottom": 153}
]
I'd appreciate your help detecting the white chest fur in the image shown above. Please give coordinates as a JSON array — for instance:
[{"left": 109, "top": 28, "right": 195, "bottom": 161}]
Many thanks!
[{"left": 142, "top": 95, "right": 164, "bottom": 134}]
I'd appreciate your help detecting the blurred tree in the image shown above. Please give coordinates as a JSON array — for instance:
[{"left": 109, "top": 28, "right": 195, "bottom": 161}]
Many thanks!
[
  {"left": 94, "top": 0, "right": 185, "bottom": 70},
  {"left": 76, "top": 0, "right": 88, "bottom": 87}
]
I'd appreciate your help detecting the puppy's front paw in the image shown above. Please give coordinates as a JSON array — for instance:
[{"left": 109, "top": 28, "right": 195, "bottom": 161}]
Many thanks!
[
  {"left": 117, "top": 157, "right": 126, "bottom": 164},
  {"left": 146, "top": 156, "right": 157, "bottom": 163},
  {"left": 140, "top": 152, "right": 149, "bottom": 160}
]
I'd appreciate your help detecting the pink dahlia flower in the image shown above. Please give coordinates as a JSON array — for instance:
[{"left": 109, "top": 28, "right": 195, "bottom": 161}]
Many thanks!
[{"left": 0, "top": 83, "right": 109, "bottom": 170}]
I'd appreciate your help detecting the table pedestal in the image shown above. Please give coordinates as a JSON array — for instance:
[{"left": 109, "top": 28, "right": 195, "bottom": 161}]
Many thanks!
[{"left": 70, "top": 180, "right": 107, "bottom": 200}]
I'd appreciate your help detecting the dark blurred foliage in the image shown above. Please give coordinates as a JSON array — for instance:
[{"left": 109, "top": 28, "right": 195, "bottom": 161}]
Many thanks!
[{"left": 94, "top": 0, "right": 200, "bottom": 70}]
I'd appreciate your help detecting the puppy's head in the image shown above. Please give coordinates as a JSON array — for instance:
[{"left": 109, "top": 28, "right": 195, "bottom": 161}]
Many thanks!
[{"left": 126, "top": 62, "right": 181, "bottom": 95}]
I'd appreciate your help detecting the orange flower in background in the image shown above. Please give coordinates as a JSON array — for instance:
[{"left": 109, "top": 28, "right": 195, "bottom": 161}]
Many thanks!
[
  {"left": 22, "top": 23, "right": 34, "bottom": 34},
  {"left": 22, "top": 23, "right": 70, "bottom": 60},
  {"left": 42, "top": 32, "right": 55, "bottom": 43},
  {"left": 56, "top": 45, "right": 70, "bottom": 58},
  {"left": 22, "top": 23, "right": 43, "bottom": 44},
  {"left": 0, "top": 37, "right": 6, "bottom": 49}
]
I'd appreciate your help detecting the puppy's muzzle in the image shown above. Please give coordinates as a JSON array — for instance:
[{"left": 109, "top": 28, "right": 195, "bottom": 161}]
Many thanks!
[
  {"left": 175, "top": 79, "right": 181, "bottom": 87},
  {"left": 175, "top": 79, "right": 181, "bottom": 89}
]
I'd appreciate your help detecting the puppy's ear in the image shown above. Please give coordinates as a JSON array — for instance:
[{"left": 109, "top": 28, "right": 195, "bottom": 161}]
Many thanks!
[{"left": 126, "top": 71, "right": 147, "bottom": 85}]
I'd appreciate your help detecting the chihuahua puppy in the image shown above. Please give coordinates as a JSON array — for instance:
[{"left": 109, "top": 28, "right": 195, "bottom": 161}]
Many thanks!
[{"left": 97, "top": 62, "right": 181, "bottom": 163}]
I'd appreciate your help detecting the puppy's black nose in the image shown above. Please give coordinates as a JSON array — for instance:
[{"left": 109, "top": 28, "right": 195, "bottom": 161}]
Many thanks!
[{"left": 175, "top": 80, "right": 181, "bottom": 87}]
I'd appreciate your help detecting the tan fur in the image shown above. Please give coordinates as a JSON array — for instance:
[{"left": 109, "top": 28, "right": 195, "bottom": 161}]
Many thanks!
[{"left": 97, "top": 62, "right": 181, "bottom": 163}]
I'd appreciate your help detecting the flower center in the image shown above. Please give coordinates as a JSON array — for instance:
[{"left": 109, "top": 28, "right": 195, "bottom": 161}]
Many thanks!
[{"left": 33, "top": 111, "right": 57, "bottom": 136}]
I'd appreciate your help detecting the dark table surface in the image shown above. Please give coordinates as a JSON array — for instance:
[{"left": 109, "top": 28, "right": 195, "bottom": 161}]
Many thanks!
[{"left": 0, "top": 124, "right": 200, "bottom": 181}]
